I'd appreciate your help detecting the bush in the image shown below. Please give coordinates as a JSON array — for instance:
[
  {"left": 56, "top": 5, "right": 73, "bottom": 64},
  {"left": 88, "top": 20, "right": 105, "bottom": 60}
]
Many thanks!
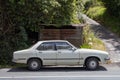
[
  {"left": 81, "top": 25, "right": 106, "bottom": 51},
  {"left": 101, "top": 0, "right": 120, "bottom": 17},
  {"left": 84, "top": 0, "right": 120, "bottom": 36},
  {"left": 0, "top": 26, "right": 28, "bottom": 66},
  {"left": 86, "top": 6, "right": 106, "bottom": 20}
]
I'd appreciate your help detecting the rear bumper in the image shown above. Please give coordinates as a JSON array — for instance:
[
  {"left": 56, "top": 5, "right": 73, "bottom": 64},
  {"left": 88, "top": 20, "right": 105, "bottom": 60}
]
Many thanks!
[
  {"left": 12, "top": 58, "right": 27, "bottom": 64},
  {"left": 12, "top": 59, "right": 17, "bottom": 63}
]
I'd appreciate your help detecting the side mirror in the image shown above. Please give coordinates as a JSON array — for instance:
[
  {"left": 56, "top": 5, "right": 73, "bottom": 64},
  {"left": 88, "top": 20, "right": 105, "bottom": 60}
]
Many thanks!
[{"left": 71, "top": 47, "right": 76, "bottom": 51}]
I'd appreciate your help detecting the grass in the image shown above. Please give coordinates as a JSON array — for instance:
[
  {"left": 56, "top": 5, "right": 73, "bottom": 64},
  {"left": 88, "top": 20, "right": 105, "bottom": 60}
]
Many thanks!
[
  {"left": 81, "top": 25, "right": 106, "bottom": 51},
  {"left": 85, "top": 4, "right": 120, "bottom": 36},
  {"left": 86, "top": 6, "right": 106, "bottom": 20},
  {"left": 0, "top": 64, "right": 27, "bottom": 69},
  {"left": 0, "top": 65, "right": 12, "bottom": 68},
  {"left": 102, "top": 14, "right": 120, "bottom": 36}
]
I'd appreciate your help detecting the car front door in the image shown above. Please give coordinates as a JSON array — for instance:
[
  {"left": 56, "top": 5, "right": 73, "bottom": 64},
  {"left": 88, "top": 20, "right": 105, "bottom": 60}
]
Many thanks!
[
  {"left": 55, "top": 42, "right": 79, "bottom": 65},
  {"left": 36, "top": 42, "right": 57, "bottom": 65}
]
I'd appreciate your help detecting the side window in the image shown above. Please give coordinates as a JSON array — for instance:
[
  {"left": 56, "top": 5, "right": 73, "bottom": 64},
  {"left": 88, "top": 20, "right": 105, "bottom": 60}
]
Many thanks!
[
  {"left": 55, "top": 42, "right": 72, "bottom": 50},
  {"left": 37, "top": 42, "right": 54, "bottom": 51}
]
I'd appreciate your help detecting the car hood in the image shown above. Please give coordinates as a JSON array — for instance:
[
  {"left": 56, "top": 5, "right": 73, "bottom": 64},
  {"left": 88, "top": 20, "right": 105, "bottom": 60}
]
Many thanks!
[{"left": 77, "top": 48, "right": 108, "bottom": 55}]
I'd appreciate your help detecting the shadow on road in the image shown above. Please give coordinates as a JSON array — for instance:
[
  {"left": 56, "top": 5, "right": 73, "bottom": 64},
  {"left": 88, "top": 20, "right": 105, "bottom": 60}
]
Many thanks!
[{"left": 7, "top": 66, "right": 107, "bottom": 72}]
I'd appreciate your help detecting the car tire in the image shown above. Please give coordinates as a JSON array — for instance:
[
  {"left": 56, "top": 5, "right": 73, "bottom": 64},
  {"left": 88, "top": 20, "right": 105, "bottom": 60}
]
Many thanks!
[
  {"left": 28, "top": 59, "right": 42, "bottom": 71},
  {"left": 85, "top": 58, "right": 99, "bottom": 70}
]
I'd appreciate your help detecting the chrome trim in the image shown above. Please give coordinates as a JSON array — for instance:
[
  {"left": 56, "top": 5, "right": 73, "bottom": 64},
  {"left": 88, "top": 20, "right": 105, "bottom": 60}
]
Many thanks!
[
  {"left": 104, "top": 57, "right": 110, "bottom": 60},
  {"left": 43, "top": 58, "right": 83, "bottom": 60}
]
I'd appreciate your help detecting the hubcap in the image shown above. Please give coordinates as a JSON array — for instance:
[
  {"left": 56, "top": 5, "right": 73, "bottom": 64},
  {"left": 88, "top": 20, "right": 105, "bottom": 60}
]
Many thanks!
[
  {"left": 89, "top": 61, "right": 97, "bottom": 68},
  {"left": 31, "top": 61, "right": 38, "bottom": 69}
]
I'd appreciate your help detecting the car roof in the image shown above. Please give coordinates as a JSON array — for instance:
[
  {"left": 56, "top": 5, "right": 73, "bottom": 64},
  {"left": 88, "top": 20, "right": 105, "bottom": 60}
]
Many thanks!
[
  {"left": 38, "top": 40, "right": 68, "bottom": 42},
  {"left": 30, "top": 40, "right": 76, "bottom": 49}
]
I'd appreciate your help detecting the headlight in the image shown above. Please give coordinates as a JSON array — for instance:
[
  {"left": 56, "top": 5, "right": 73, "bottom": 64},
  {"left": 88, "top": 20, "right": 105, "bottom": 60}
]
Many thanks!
[{"left": 104, "top": 56, "right": 110, "bottom": 60}]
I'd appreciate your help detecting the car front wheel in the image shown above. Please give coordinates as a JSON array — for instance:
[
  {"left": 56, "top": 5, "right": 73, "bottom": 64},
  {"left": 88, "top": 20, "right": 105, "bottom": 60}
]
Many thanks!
[
  {"left": 85, "top": 58, "right": 99, "bottom": 70},
  {"left": 28, "top": 59, "right": 42, "bottom": 71}
]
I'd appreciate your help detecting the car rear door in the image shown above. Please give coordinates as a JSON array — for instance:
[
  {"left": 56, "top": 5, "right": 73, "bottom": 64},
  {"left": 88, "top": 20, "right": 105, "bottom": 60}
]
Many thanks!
[
  {"left": 36, "top": 42, "right": 57, "bottom": 65},
  {"left": 55, "top": 42, "right": 79, "bottom": 65}
]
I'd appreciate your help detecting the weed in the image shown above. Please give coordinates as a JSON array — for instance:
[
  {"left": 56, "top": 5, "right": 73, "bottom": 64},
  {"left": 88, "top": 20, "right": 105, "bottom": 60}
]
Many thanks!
[{"left": 81, "top": 25, "right": 106, "bottom": 51}]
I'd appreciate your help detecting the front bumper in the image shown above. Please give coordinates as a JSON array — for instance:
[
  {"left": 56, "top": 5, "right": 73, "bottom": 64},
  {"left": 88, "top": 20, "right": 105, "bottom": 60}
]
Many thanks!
[{"left": 105, "top": 57, "right": 111, "bottom": 64}]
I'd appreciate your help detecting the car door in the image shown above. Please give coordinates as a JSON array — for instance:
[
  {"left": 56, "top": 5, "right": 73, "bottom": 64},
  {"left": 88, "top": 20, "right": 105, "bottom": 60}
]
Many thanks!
[
  {"left": 36, "top": 42, "right": 57, "bottom": 65},
  {"left": 55, "top": 42, "right": 79, "bottom": 65}
]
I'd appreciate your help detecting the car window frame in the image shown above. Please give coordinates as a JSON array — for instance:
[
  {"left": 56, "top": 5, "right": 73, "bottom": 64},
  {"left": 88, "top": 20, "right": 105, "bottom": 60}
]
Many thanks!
[
  {"left": 55, "top": 42, "right": 73, "bottom": 50},
  {"left": 36, "top": 42, "right": 55, "bottom": 51}
]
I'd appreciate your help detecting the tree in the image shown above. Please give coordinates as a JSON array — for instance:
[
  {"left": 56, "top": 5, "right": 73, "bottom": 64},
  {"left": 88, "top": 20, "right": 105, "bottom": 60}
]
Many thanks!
[
  {"left": 0, "top": 0, "right": 80, "bottom": 65},
  {"left": 0, "top": 0, "right": 28, "bottom": 65},
  {"left": 101, "top": 0, "right": 120, "bottom": 17}
]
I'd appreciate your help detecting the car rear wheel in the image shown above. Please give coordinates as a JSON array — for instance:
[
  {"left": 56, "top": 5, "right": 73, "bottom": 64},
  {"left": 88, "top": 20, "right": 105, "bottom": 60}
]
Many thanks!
[
  {"left": 28, "top": 59, "right": 42, "bottom": 71},
  {"left": 85, "top": 58, "right": 99, "bottom": 70}
]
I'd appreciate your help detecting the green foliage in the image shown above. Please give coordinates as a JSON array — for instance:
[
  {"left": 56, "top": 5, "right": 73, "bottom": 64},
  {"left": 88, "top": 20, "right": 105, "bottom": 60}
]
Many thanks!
[
  {"left": 0, "top": 26, "right": 28, "bottom": 65},
  {"left": 0, "top": 0, "right": 80, "bottom": 66},
  {"left": 86, "top": 6, "right": 106, "bottom": 20},
  {"left": 84, "top": 0, "right": 120, "bottom": 36},
  {"left": 53, "top": 0, "right": 80, "bottom": 24},
  {"left": 7, "top": 0, "right": 80, "bottom": 31},
  {"left": 0, "top": 0, "right": 29, "bottom": 65},
  {"left": 76, "top": 0, "right": 85, "bottom": 12},
  {"left": 81, "top": 25, "right": 105, "bottom": 51},
  {"left": 102, "top": 14, "right": 120, "bottom": 36},
  {"left": 83, "top": 0, "right": 103, "bottom": 11},
  {"left": 101, "top": 0, "right": 120, "bottom": 35},
  {"left": 101, "top": 0, "right": 120, "bottom": 17}
]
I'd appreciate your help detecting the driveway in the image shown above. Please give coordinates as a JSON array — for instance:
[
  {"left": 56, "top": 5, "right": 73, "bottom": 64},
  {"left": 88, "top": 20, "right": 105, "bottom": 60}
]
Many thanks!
[{"left": 81, "top": 14, "right": 120, "bottom": 63}]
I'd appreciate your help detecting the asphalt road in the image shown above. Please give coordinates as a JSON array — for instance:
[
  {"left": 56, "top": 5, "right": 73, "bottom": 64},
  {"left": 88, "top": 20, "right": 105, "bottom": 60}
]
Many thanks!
[
  {"left": 0, "top": 63, "right": 120, "bottom": 80},
  {"left": 1, "top": 77, "right": 120, "bottom": 80}
]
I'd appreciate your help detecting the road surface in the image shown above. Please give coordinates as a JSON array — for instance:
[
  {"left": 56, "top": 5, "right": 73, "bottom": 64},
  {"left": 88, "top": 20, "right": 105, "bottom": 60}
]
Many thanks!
[
  {"left": 1, "top": 76, "right": 120, "bottom": 80},
  {"left": 0, "top": 63, "right": 120, "bottom": 80}
]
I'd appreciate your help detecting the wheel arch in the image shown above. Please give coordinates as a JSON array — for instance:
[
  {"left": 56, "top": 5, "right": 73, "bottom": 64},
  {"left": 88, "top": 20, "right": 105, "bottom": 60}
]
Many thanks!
[
  {"left": 84, "top": 56, "right": 101, "bottom": 65},
  {"left": 27, "top": 57, "right": 43, "bottom": 66}
]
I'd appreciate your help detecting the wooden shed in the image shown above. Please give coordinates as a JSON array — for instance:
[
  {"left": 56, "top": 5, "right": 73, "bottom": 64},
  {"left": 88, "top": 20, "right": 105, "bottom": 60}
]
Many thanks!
[{"left": 39, "top": 24, "right": 84, "bottom": 47}]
